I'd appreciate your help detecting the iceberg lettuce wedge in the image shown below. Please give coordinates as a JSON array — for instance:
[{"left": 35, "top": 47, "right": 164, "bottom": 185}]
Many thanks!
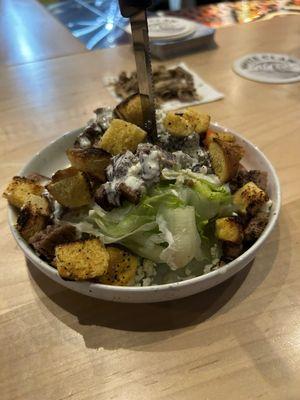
[{"left": 69, "top": 171, "right": 234, "bottom": 269}]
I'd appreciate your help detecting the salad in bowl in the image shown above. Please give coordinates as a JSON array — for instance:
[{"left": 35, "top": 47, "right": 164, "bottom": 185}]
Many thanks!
[{"left": 3, "top": 95, "right": 273, "bottom": 289}]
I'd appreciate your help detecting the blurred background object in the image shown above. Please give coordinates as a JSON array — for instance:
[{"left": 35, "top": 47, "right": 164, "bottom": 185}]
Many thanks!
[
  {"left": 0, "top": 0, "right": 86, "bottom": 65},
  {"left": 40, "top": 0, "right": 300, "bottom": 50}
]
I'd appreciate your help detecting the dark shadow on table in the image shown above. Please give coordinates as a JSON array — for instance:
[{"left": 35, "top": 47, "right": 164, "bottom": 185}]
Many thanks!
[{"left": 27, "top": 210, "right": 285, "bottom": 351}]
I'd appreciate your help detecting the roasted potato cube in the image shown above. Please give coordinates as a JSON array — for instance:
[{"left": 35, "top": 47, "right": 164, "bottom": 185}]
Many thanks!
[
  {"left": 17, "top": 204, "right": 50, "bottom": 241},
  {"left": 163, "top": 112, "right": 193, "bottom": 137},
  {"left": 46, "top": 167, "right": 92, "bottom": 208},
  {"left": 114, "top": 93, "right": 144, "bottom": 128},
  {"left": 66, "top": 147, "right": 110, "bottom": 181},
  {"left": 204, "top": 130, "right": 236, "bottom": 147},
  {"left": 54, "top": 238, "right": 109, "bottom": 280},
  {"left": 215, "top": 217, "right": 244, "bottom": 244},
  {"left": 208, "top": 139, "right": 244, "bottom": 183},
  {"left": 233, "top": 182, "right": 268, "bottom": 215},
  {"left": 98, "top": 119, "right": 146, "bottom": 155},
  {"left": 99, "top": 246, "right": 138, "bottom": 286},
  {"left": 244, "top": 212, "right": 269, "bottom": 242},
  {"left": 183, "top": 109, "right": 210, "bottom": 135},
  {"left": 3, "top": 177, "right": 44, "bottom": 209}
]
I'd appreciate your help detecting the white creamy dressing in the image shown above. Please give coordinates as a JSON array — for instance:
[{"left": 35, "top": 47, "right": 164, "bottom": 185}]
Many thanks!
[
  {"left": 128, "top": 163, "right": 142, "bottom": 176},
  {"left": 106, "top": 181, "right": 119, "bottom": 204},
  {"left": 124, "top": 175, "right": 144, "bottom": 191},
  {"left": 260, "top": 198, "right": 273, "bottom": 213},
  {"left": 199, "top": 165, "right": 208, "bottom": 174},
  {"left": 141, "top": 150, "right": 161, "bottom": 181},
  {"left": 123, "top": 163, "right": 144, "bottom": 191},
  {"left": 102, "top": 121, "right": 212, "bottom": 206},
  {"left": 104, "top": 152, "right": 159, "bottom": 203},
  {"left": 173, "top": 150, "right": 195, "bottom": 167},
  {"left": 79, "top": 136, "right": 92, "bottom": 148}
]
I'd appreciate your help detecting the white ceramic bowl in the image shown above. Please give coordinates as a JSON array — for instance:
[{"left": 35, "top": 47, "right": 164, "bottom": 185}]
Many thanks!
[{"left": 8, "top": 123, "right": 281, "bottom": 303}]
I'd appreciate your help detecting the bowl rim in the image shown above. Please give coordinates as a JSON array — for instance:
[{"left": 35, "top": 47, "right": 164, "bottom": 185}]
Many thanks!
[{"left": 7, "top": 122, "right": 281, "bottom": 294}]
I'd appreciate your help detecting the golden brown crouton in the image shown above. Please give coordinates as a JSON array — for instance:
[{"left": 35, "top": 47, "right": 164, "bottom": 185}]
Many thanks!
[
  {"left": 204, "top": 130, "right": 236, "bottom": 147},
  {"left": 46, "top": 167, "right": 92, "bottom": 208},
  {"left": 17, "top": 204, "right": 50, "bottom": 241},
  {"left": 25, "top": 194, "right": 51, "bottom": 216},
  {"left": 98, "top": 119, "right": 146, "bottom": 155},
  {"left": 54, "top": 238, "right": 109, "bottom": 280},
  {"left": 163, "top": 109, "right": 210, "bottom": 138},
  {"left": 183, "top": 109, "right": 210, "bottom": 135},
  {"left": 163, "top": 112, "right": 193, "bottom": 137},
  {"left": 3, "top": 177, "right": 44, "bottom": 209},
  {"left": 208, "top": 139, "right": 244, "bottom": 183},
  {"left": 215, "top": 217, "right": 244, "bottom": 244},
  {"left": 233, "top": 182, "right": 268, "bottom": 215},
  {"left": 114, "top": 93, "right": 144, "bottom": 128},
  {"left": 99, "top": 246, "right": 138, "bottom": 286},
  {"left": 66, "top": 147, "right": 110, "bottom": 181}
]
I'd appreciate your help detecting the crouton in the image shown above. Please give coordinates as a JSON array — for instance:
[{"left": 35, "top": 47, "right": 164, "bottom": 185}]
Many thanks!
[
  {"left": 222, "top": 242, "right": 244, "bottom": 261},
  {"left": 54, "top": 238, "right": 109, "bottom": 280},
  {"left": 215, "top": 217, "right": 244, "bottom": 244},
  {"left": 17, "top": 203, "right": 50, "bottom": 241},
  {"left": 3, "top": 176, "right": 44, "bottom": 209},
  {"left": 99, "top": 246, "right": 138, "bottom": 286},
  {"left": 163, "top": 112, "right": 193, "bottom": 137},
  {"left": 114, "top": 93, "right": 144, "bottom": 128},
  {"left": 163, "top": 110, "right": 211, "bottom": 137},
  {"left": 204, "top": 129, "right": 236, "bottom": 147},
  {"left": 208, "top": 139, "right": 244, "bottom": 183},
  {"left": 25, "top": 194, "right": 51, "bottom": 216},
  {"left": 233, "top": 181, "right": 268, "bottom": 215},
  {"left": 98, "top": 119, "right": 146, "bottom": 155},
  {"left": 66, "top": 147, "right": 110, "bottom": 181},
  {"left": 46, "top": 167, "right": 92, "bottom": 208},
  {"left": 183, "top": 109, "right": 210, "bottom": 135},
  {"left": 244, "top": 212, "right": 269, "bottom": 242}
]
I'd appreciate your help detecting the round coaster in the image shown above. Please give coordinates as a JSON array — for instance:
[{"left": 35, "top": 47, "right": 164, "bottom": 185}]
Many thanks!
[
  {"left": 125, "top": 16, "right": 196, "bottom": 42},
  {"left": 233, "top": 53, "right": 300, "bottom": 83}
]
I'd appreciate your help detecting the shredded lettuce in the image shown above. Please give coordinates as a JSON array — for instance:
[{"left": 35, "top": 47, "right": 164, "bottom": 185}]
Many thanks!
[
  {"left": 121, "top": 231, "right": 163, "bottom": 263},
  {"left": 69, "top": 170, "right": 235, "bottom": 270},
  {"left": 157, "top": 206, "right": 202, "bottom": 270}
]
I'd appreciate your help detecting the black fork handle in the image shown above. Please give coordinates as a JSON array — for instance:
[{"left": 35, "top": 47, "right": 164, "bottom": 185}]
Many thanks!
[{"left": 118, "top": 0, "right": 152, "bottom": 17}]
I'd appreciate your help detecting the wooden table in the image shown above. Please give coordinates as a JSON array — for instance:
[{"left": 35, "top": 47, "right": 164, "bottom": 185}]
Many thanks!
[{"left": 1, "top": 14, "right": 300, "bottom": 400}]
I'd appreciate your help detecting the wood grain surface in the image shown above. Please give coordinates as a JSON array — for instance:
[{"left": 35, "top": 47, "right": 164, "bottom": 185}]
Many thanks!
[
  {"left": 0, "top": 15, "right": 300, "bottom": 400},
  {"left": 0, "top": 0, "right": 86, "bottom": 66}
]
